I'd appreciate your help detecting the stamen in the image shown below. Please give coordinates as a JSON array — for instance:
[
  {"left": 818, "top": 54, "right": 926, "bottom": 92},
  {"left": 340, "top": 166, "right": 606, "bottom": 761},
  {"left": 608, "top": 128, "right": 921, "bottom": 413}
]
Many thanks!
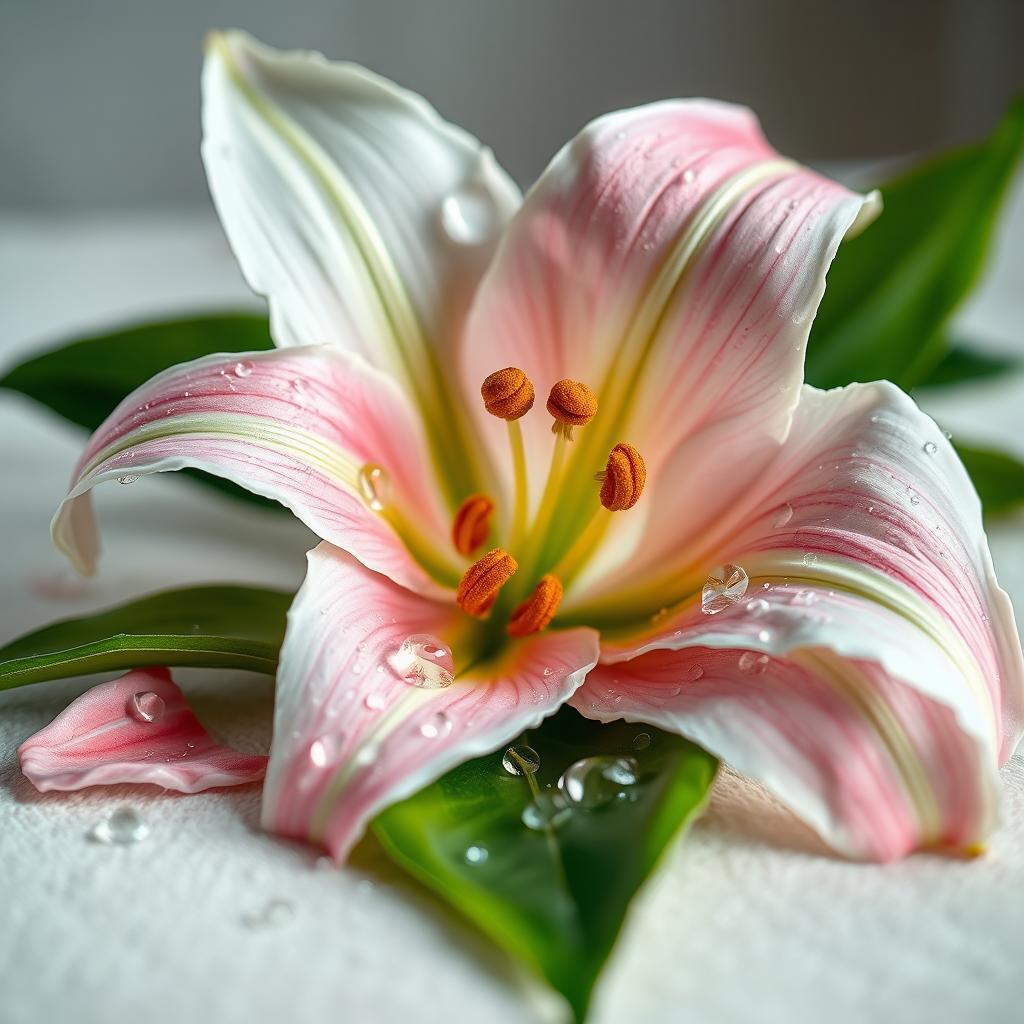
[
  {"left": 481, "top": 367, "right": 535, "bottom": 420},
  {"left": 456, "top": 548, "right": 518, "bottom": 616},
  {"left": 507, "top": 575, "right": 563, "bottom": 637},
  {"left": 546, "top": 379, "right": 597, "bottom": 440},
  {"left": 451, "top": 494, "right": 495, "bottom": 557},
  {"left": 596, "top": 442, "right": 647, "bottom": 511}
]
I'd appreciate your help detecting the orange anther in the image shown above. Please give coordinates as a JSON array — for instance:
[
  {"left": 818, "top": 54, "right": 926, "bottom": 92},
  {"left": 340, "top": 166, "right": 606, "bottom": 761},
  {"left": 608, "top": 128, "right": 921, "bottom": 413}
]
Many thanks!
[
  {"left": 452, "top": 494, "right": 495, "bottom": 557},
  {"left": 597, "top": 442, "right": 647, "bottom": 511},
  {"left": 546, "top": 379, "right": 597, "bottom": 438},
  {"left": 507, "top": 575, "right": 563, "bottom": 637},
  {"left": 481, "top": 367, "right": 535, "bottom": 420},
  {"left": 456, "top": 548, "right": 518, "bottom": 616}
]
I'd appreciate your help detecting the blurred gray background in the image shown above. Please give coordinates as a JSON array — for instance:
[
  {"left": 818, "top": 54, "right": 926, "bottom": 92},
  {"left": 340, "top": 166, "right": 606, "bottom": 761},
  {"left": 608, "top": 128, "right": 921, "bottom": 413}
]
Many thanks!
[{"left": 1, "top": 0, "right": 1022, "bottom": 208}]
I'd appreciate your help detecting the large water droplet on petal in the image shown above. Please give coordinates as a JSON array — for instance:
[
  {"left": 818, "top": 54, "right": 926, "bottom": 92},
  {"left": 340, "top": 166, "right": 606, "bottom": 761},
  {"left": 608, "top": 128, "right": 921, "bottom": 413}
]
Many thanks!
[
  {"left": 117, "top": 475, "right": 140, "bottom": 486},
  {"left": 88, "top": 806, "right": 149, "bottom": 845},
  {"left": 701, "top": 564, "right": 748, "bottom": 614},
  {"left": 233, "top": 360, "right": 253, "bottom": 378},
  {"left": 358, "top": 463, "right": 391, "bottom": 512},
  {"left": 130, "top": 690, "right": 165, "bottom": 723},
  {"left": 558, "top": 756, "right": 639, "bottom": 809},
  {"left": 386, "top": 634, "right": 455, "bottom": 689},
  {"left": 923, "top": 441, "right": 937, "bottom": 456},
  {"left": 501, "top": 744, "right": 540, "bottom": 776},
  {"left": 309, "top": 734, "right": 342, "bottom": 767},
  {"left": 438, "top": 181, "right": 499, "bottom": 246}
]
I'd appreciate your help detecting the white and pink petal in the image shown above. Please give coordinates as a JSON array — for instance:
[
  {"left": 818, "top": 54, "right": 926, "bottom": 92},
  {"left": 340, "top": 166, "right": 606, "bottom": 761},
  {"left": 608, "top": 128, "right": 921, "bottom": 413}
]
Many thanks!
[
  {"left": 202, "top": 30, "right": 520, "bottom": 385},
  {"left": 52, "top": 346, "right": 457, "bottom": 595},
  {"left": 575, "top": 381, "right": 1024, "bottom": 860},
  {"left": 19, "top": 668, "right": 267, "bottom": 793},
  {"left": 262, "top": 544, "right": 599, "bottom": 862},
  {"left": 462, "top": 99, "right": 878, "bottom": 530}
]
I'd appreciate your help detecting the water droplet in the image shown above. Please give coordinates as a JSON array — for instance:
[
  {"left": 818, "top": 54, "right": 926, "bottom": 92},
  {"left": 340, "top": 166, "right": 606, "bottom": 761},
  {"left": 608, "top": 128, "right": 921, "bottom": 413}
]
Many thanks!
[
  {"left": 681, "top": 664, "right": 704, "bottom": 682},
  {"left": 130, "top": 690, "right": 165, "bottom": 723},
  {"left": 558, "top": 756, "right": 639, "bottom": 809},
  {"left": 357, "top": 463, "right": 391, "bottom": 512},
  {"left": 364, "top": 691, "right": 386, "bottom": 711},
  {"left": 117, "top": 474, "right": 139, "bottom": 486},
  {"left": 542, "top": 666, "right": 553, "bottom": 677},
  {"left": 632, "top": 732, "right": 652, "bottom": 752},
  {"left": 756, "top": 628, "right": 771, "bottom": 643},
  {"left": 521, "top": 792, "right": 570, "bottom": 830},
  {"left": 943, "top": 429, "right": 953, "bottom": 441},
  {"left": 464, "top": 845, "right": 489, "bottom": 865},
  {"left": 792, "top": 589, "right": 817, "bottom": 606},
  {"left": 88, "top": 807, "right": 148, "bottom": 844},
  {"left": 908, "top": 489, "right": 921, "bottom": 506},
  {"left": 438, "top": 182, "right": 499, "bottom": 245},
  {"left": 738, "top": 652, "right": 769, "bottom": 674},
  {"left": 802, "top": 552, "right": 818, "bottom": 567},
  {"left": 746, "top": 598, "right": 770, "bottom": 617},
  {"left": 502, "top": 744, "right": 540, "bottom": 776},
  {"left": 923, "top": 441, "right": 937, "bottom": 456},
  {"left": 772, "top": 502, "right": 794, "bottom": 528},
  {"left": 386, "top": 634, "right": 455, "bottom": 689},
  {"left": 242, "top": 899, "right": 294, "bottom": 930},
  {"left": 701, "top": 563, "right": 749, "bottom": 614},
  {"left": 420, "top": 711, "right": 452, "bottom": 739},
  {"left": 309, "top": 734, "right": 341, "bottom": 767},
  {"left": 233, "top": 361, "right": 253, "bottom": 378},
  {"left": 683, "top": 168, "right": 696, "bottom": 183}
]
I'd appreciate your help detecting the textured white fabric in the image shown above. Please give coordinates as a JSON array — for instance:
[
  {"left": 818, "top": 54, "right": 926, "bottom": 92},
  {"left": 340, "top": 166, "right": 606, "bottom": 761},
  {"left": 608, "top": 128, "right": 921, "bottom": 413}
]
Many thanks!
[{"left": 2, "top": 183, "right": 1023, "bottom": 1023}]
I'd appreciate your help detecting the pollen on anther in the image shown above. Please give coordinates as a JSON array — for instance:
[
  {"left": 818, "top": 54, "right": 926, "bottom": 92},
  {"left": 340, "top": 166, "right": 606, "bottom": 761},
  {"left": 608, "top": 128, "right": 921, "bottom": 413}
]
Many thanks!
[
  {"left": 456, "top": 548, "right": 518, "bottom": 616},
  {"left": 547, "top": 379, "right": 597, "bottom": 427},
  {"left": 507, "top": 575, "right": 563, "bottom": 637},
  {"left": 481, "top": 367, "right": 535, "bottom": 420},
  {"left": 452, "top": 494, "right": 495, "bottom": 557},
  {"left": 599, "top": 442, "right": 647, "bottom": 511}
]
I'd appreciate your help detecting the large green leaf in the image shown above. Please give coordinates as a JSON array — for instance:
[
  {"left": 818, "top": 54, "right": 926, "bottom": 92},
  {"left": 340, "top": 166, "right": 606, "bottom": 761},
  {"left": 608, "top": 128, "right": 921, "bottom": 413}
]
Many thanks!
[
  {"left": 807, "top": 99, "right": 1024, "bottom": 390},
  {"left": 374, "top": 707, "right": 717, "bottom": 1021},
  {"left": 0, "top": 312, "right": 277, "bottom": 508},
  {"left": 914, "top": 339, "right": 1021, "bottom": 390},
  {"left": 955, "top": 442, "right": 1024, "bottom": 517},
  {"left": 0, "top": 584, "right": 291, "bottom": 690}
]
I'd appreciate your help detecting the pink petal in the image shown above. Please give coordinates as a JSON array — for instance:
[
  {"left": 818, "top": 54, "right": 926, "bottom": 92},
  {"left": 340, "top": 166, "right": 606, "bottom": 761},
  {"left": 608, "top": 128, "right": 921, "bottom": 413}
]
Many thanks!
[
  {"left": 462, "top": 100, "right": 877, "bottom": 529},
  {"left": 53, "top": 347, "right": 456, "bottom": 596},
  {"left": 18, "top": 668, "right": 267, "bottom": 793},
  {"left": 261, "top": 543, "right": 599, "bottom": 862},
  {"left": 575, "top": 382, "right": 1024, "bottom": 860},
  {"left": 573, "top": 641, "right": 995, "bottom": 862}
]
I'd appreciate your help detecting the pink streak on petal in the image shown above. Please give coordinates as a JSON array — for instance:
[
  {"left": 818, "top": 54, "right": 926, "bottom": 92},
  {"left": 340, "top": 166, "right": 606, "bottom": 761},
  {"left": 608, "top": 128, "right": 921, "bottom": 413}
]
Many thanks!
[
  {"left": 52, "top": 346, "right": 453, "bottom": 596},
  {"left": 463, "top": 99, "right": 875, "bottom": 524},
  {"left": 261, "top": 544, "right": 599, "bottom": 862},
  {"left": 18, "top": 668, "right": 267, "bottom": 793},
  {"left": 573, "top": 642, "right": 995, "bottom": 862}
]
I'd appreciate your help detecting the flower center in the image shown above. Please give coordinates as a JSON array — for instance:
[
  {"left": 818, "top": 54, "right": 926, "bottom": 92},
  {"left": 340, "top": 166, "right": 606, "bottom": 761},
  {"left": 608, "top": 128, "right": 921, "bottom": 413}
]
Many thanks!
[{"left": 449, "top": 368, "right": 647, "bottom": 637}]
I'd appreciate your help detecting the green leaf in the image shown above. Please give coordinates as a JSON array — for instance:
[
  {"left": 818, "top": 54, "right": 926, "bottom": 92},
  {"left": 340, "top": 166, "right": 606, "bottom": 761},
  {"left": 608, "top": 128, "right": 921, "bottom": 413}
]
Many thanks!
[
  {"left": 807, "top": 98, "right": 1024, "bottom": 390},
  {"left": 915, "top": 339, "right": 1021, "bottom": 390},
  {"left": 0, "top": 584, "right": 291, "bottom": 691},
  {"left": 374, "top": 707, "right": 717, "bottom": 1021},
  {"left": 956, "top": 441, "right": 1024, "bottom": 517},
  {"left": 0, "top": 312, "right": 278, "bottom": 509}
]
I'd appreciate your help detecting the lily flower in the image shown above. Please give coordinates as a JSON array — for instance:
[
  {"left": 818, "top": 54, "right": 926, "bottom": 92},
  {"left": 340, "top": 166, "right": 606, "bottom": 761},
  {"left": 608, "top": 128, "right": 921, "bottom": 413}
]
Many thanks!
[{"left": 49, "top": 32, "right": 1022, "bottom": 863}]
